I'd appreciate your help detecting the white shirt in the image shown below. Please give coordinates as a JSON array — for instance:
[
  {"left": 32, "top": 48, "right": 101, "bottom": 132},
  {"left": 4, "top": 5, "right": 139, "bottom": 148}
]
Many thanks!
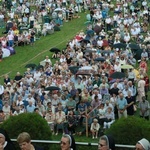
[
  {"left": 124, "top": 34, "right": 130, "bottom": 42},
  {"left": 90, "top": 122, "right": 100, "bottom": 131},
  {"left": 97, "top": 40, "right": 103, "bottom": 47},
  {"left": 60, "top": 57, "right": 66, "bottom": 63},
  {"left": 131, "top": 28, "right": 138, "bottom": 36},
  {"left": 114, "top": 64, "right": 121, "bottom": 72},
  {"left": 26, "top": 77, "right": 34, "bottom": 85},
  {"left": 0, "top": 14, "right": 4, "bottom": 19},
  {"left": 2, "top": 106, "right": 11, "bottom": 115},
  {"left": 142, "top": 1, "right": 147, "bottom": 6},
  {"left": 33, "top": 71, "right": 41, "bottom": 80},
  {"left": 105, "top": 18, "right": 111, "bottom": 24},
  {"left": 26, "top": 97, "right": 35, "bottom": 105},
  {"left": 0, "top": 85, "right": 4, "bottom": 95}
]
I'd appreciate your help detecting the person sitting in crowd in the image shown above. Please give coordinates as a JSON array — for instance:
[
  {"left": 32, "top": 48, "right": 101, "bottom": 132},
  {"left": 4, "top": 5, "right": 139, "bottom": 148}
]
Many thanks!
[
  {"left": 55, "top": 108, "right": 66, "bottom": 135},
  {"left": 45, "top": 108, "right": 55, "bottom": 134}
]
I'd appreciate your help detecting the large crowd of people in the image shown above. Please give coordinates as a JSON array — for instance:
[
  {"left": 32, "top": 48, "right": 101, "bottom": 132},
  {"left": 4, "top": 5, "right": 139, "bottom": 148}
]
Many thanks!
[
  {"left": 0, "top": 0, "right": 83, "bottom": 60},
  {"left": 0, "top": 0, "right": 150, "bottom": 140}
]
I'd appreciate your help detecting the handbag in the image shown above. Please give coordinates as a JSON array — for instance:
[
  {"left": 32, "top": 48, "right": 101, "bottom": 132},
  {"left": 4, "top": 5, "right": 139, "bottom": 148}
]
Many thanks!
[{"left": 104, "top": 118, "right": 112, "bottom": 123}]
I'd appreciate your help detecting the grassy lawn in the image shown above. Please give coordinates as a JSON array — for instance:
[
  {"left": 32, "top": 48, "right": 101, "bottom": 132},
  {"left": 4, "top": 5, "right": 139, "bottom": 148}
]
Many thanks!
[{"left": 0, "top": 12, "right": 87, "bottom": 84}]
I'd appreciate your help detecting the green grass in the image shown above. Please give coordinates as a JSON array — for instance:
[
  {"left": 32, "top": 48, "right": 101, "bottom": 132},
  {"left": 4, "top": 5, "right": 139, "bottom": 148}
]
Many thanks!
[{"left": 0, "top": 12, "right": 87, "bottom": 84}]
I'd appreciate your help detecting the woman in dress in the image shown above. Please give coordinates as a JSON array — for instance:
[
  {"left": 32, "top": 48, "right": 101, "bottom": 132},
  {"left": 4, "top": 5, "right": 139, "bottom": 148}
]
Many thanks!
[
  {"left": 126, "top": 91, "right": 135, "bottom": 116},
  {"left": 139, "top": 57, "right": 148, "bottom": 73}
]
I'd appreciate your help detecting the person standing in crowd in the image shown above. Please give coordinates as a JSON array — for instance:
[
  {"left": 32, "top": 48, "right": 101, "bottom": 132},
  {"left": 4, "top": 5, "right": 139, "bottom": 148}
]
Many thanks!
[
  {"left": 138, "top": 96, "right": 150, "bottom": 120},
  {"left": 137, "top": 75, "right": 146, "bottom": 102},
  {"left": 128, "top": 68, "right": 136, "bottom": 83},
  {"left": 117, "top": 93, "right": 128, "bottom": 119},
  {"left": 0, "top": 48, "right": 3, "bottom": 62},
  {"left": 30, "top": 29, "right": 35, "bottom": 46},
  {"left": 7, "top": 31, "right": 14, "bottom": 47},
  {"left": 55, "top": 108, "right": 66, "bottom": 135},
  {"left": 0, "top": 85, "right": 4, "bottom": 100},
  {"left": 0, "top": 12, "right": 4, "bottom": 28},
  {"left": 143, "top": 73, "right": 149, "bottom": 100},
  {"left": 17, "top": 132, "right": 44, "bottom": 150},
  {"left": 126, "top": 91, "right": 135, "bottom": 116},
  {"left": 135, "top": 138, "right": 150, "bottom": 150}
]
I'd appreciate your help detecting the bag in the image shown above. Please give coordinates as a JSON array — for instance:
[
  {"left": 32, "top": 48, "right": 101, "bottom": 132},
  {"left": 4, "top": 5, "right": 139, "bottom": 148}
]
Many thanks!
[{"left": 104, "top": 118, "right": 112, "bottom": 123}]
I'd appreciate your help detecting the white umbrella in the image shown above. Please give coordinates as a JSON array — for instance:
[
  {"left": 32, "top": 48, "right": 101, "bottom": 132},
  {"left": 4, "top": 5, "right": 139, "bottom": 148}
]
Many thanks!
[
  {"left": 79, "top": 66, "right": 93, "bottom": 70},
  {"left": 2, "top": 48, "right": 11, "bottom": 58},
  {"left": 40, "top": 60, "right": 46, "bottom": 66},
  {"left": 0, "top": 85, "right": 4, "bottom": 95},
  {"left": 54, "top": 8, "right": 64, "bottom": 12}
]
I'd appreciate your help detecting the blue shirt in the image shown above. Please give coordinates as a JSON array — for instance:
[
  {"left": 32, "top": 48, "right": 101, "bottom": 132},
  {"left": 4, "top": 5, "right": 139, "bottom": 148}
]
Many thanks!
[
  {"left": 117, "top": 97, "right": 127, "bottom": 109},
  {"left": 78, "top": 103, "right": 87, "bottom": 112},
  {"left": 26, "top": 105, "right": 35, "bottom": 113}
]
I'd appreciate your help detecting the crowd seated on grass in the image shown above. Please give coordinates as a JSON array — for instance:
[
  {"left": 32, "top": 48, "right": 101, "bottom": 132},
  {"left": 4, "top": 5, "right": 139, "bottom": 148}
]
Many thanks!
[
  {"left": 0, "top": 0, "right": 150, "bottom": 139},
  {"left": 0, "top": 0, "right": 84, "bottom": 60}
]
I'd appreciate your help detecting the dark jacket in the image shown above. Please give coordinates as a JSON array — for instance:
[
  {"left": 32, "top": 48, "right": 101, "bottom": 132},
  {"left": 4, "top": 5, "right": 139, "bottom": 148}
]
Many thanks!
[
  {"left": 4, "top": 142, "right": 16, "bottom": 150},
  {"left": 34, "top": 145, "right": 44, "bottom": 150}
]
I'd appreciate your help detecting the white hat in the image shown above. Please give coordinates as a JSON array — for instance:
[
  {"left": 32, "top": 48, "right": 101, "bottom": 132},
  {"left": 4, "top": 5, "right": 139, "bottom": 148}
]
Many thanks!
[
  {"left": 138, "top": 138, "right": 150, "bottom": 150},
  {"left": 93, "top": 84, "right": 99, "bottom": 89}
]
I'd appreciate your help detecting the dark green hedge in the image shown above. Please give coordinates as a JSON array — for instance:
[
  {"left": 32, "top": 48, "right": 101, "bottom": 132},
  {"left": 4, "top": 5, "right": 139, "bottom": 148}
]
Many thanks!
[
  {"left": 0, "top": 113, "right": 52, "bottom": 149},
  {"left": 105, "top": 116, "right": 150, "bottom": 145}
]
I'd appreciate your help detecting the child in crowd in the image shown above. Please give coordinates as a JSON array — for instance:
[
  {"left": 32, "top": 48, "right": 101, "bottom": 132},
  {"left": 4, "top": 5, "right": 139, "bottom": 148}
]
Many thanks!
[{"left": 90, "top": 118, "right": 100, "bottom": 139}]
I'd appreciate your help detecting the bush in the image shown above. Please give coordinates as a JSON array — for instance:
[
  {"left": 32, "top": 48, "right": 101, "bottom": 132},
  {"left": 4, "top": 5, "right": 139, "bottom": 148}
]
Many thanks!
[
  {"left": 105, "top": 116, "right": 150, "bottom": 145},
  {"left": 0, "top": 113, "right": 51, "bottom": 150}
]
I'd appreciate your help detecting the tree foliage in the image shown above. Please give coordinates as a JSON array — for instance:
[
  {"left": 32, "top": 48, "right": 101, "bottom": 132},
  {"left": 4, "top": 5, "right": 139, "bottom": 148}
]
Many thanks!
[
  {"left": 105, "top": 116, "right": 150, "bottom": 145},
  {"left": 0, "top": 113, "right": 52, "bottom": 149}
]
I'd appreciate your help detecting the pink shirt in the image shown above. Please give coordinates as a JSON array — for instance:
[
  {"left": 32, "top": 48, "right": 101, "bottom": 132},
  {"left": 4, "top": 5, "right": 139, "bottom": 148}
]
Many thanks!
[{"left": 7, "top": 34, "right": 14, "bottom": 40}]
